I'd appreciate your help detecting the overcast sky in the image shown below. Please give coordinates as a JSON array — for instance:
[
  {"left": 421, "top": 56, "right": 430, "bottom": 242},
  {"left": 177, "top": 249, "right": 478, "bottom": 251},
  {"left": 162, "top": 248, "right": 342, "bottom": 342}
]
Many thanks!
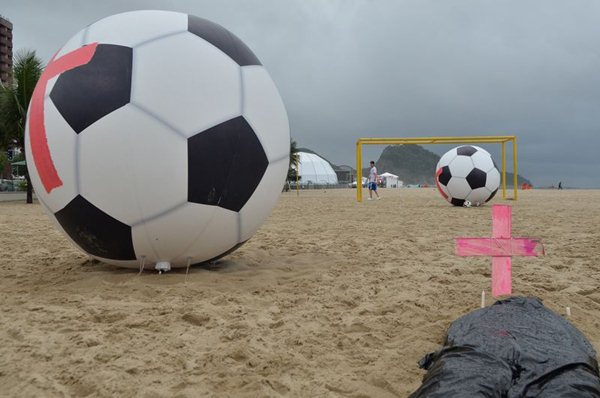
[{"left": 4, "top": 0, "right": 600, "bottom": 187}]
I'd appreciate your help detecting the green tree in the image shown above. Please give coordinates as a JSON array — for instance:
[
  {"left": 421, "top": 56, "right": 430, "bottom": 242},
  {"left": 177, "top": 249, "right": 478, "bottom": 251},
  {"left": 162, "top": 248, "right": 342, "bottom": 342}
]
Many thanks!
[
  {"left": 0, "top": 151, "right": 7, "bottom": 177},
  {"left": 0, "top": 50, "right": 43, "bottom": 203},
  {"left": 287, "top": 139, "right": 300, "bottom": 183}
]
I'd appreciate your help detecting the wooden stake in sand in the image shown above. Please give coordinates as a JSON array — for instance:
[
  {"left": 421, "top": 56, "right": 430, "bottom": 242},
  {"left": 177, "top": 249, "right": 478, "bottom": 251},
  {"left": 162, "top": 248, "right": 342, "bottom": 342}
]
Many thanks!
[{"left": 456, "top": 205, "right": 544, "bottom": 297}]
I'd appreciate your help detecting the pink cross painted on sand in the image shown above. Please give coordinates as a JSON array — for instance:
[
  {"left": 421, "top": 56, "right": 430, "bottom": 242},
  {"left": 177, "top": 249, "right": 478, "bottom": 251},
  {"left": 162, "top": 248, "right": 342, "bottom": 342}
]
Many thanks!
[{"left": 455, "top": 204, "right": 544, "bottom": 297}]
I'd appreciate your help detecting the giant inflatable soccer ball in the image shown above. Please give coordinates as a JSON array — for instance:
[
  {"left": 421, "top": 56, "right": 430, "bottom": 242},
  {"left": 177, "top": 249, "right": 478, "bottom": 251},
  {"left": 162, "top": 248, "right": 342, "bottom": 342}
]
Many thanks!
[
  {"left": 435, "top": 146, "right": 500, "bottom": 206},
  {"left": 25, "top": 10, "right": 290, "bottom": 269}
]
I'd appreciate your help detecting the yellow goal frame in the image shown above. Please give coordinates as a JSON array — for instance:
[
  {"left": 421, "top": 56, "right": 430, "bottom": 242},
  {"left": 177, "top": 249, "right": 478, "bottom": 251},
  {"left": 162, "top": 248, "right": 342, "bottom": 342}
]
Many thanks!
[{"left": 356, "top": 135, "right": 518, "bottom": 202}]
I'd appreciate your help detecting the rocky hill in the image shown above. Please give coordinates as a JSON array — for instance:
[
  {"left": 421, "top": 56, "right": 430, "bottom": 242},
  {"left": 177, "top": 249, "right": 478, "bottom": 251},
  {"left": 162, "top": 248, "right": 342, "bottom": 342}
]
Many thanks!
[{"left": 372, "top": 145, "right": 440, "bottom": 185}]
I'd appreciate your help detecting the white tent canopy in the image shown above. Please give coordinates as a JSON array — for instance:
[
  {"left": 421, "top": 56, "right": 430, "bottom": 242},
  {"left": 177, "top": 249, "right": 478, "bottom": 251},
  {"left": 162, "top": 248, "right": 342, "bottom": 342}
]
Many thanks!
[
  {"left": 297, "top": 152, "right": 338, "bottom": 185},
  {"left": 380, "top": 172, "right": 403, "bottom": 188}
]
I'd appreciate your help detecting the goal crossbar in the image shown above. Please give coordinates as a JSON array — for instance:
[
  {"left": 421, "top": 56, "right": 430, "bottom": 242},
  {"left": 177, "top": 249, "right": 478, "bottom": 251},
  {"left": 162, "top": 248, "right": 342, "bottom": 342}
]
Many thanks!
[{"left": 356, "top": 135, "right": 518, "bottom": 202}]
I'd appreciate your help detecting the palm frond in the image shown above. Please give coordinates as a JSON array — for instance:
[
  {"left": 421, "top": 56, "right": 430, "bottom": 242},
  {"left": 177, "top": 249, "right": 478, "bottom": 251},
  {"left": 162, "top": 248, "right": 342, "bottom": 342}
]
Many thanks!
[
  {"left": 13, "top": 50, "right": 43, "bottom": 121},
  {"left": 287, "top": 138, "right": 300, "bottom": 182},
  {"left": 0, "top": 49, "right": 43, "bottom": 147},
  {"left": 289, "top": 139, "right": 300, "bottom": 167}
]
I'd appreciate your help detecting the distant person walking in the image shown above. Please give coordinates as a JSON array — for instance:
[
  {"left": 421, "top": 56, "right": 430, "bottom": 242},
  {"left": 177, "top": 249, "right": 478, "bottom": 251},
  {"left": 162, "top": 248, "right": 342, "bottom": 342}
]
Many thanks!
[
  {"left": 558, "top": 181, "right": 563, "bottom": 190},
  {"left": 368, "top": 161, "right": 380, "bottom": 200}
]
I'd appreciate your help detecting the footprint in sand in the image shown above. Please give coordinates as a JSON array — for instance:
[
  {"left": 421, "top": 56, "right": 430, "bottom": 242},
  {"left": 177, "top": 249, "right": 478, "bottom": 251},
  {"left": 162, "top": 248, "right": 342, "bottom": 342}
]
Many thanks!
[{"left": 181, "top": 313, "right": 210, "bottom": 327}]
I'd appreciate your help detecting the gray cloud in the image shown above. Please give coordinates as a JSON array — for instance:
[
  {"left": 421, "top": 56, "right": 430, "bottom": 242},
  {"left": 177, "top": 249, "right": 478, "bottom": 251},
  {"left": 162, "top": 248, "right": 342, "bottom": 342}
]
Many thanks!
[{"left": 5, "top": 0, "right": 600, "bottom": 187}]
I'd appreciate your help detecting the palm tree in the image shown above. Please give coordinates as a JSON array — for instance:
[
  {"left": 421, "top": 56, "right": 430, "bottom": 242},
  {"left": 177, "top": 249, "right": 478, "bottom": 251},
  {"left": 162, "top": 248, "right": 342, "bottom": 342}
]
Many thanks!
[
  {"left": 287, "top": 138, "right": 300, "bottom": 184},
  {"left": 0, "top": 50, "right": 43, "bottom": 203}
]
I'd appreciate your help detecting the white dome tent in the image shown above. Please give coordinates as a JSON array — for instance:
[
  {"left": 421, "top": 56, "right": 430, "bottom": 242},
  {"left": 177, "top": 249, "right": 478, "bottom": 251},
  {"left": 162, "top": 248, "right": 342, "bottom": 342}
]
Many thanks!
[{"left": 297, "top": 152, "right": 338, "bottom": 186}]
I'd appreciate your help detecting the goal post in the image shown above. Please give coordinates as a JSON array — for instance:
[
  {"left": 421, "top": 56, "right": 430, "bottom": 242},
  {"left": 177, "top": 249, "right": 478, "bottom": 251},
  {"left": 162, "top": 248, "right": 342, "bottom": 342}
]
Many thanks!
[{"left": 356, "top": 135, "right": 518, "bottom": 202}]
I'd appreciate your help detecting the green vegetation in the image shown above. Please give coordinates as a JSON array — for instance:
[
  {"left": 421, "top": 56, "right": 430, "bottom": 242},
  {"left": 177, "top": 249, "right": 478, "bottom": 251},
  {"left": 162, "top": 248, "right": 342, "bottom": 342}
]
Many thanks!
[
  {"left": 0, "top": 50, "right": 43, "bottom": 203},
  {"left": 287, "top": 139, "right": 300, "bottom": 183},
  {"left": 0, "top": 151, "right": 6, "bottom": 175}
]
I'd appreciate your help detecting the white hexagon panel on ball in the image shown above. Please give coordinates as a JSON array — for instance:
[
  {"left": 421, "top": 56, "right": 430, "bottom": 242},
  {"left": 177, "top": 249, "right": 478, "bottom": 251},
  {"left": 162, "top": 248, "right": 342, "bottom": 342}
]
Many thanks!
[{"left": 24, "top": 10, "right": 290, "bottom": 270}]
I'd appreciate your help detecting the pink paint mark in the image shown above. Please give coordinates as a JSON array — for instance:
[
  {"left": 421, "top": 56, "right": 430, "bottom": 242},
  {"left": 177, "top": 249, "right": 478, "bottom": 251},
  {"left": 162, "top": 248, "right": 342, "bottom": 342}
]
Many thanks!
[
  {"left": 435, "top": 168, "right": 449, "bottom": 200},
  {"left": 456, "top": 238, "right": 543, "bottom": 257},
  {"left": 491, "top": 205, "right": 511, "bottom": 296},
  {"left": 492, "top": 257, "right": 512, "bottom": 297},
  {"left": 29, "top": 43, "right": 98, "bottom": 193},
  {"left": 455, "top": 204, "right": 544, "bottom": 297}
]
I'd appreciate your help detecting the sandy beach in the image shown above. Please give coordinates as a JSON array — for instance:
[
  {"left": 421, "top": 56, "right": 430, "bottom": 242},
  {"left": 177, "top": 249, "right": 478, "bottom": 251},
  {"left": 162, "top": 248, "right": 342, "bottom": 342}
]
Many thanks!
[{"left": 1, "top": 188, "right": 599, "bottom": 397}]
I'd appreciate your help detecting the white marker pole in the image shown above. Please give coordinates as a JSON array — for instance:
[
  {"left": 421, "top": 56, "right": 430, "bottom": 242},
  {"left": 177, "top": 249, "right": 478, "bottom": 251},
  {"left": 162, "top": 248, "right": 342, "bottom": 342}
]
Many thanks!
[
  {"left": 481, "top": 290, "right": 486, "bottom": 308},
  {"left": 566, "top": 307, "right": 571, "bottom": 317}
]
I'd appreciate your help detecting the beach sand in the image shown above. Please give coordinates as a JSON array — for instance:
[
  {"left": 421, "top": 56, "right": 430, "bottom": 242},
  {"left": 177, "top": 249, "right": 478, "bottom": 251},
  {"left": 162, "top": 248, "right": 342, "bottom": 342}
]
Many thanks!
[{"left": 1, "top": 188, "right": 599, "bottom": 397}]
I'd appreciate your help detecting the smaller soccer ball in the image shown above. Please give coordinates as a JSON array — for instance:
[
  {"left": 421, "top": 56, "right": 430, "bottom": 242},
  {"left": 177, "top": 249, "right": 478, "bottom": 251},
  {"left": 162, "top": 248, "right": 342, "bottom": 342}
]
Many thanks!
[{"left": 435, "top": 145, "right": 500, "bottom": 206}]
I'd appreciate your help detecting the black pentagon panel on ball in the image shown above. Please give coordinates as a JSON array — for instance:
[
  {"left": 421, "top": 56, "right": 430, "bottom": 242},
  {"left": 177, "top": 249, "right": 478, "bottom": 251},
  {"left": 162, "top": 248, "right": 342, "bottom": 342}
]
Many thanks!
[
  {"left": 451, "top": 198, "right": 466, "bottom": 207},
  {"left": 438, "top": 166, "right": 452, "bottom": 186},
  {"left": 457, "top": 146, "right": 478, "bottom": 157},
  {"left": 466, "top": 168, "right": 487, "bottom": 189},
  {"left": 486, "top": 188, "right": 499, "bottom": 202},
  {"left": 188, "top": 116, "right": 268, "bottom": 212},
  {"left": 188, "top": 15, "right": 261, "bottom": 66},
  {"left": 54, "top": 195, "right": 136, "bottom": 260},
  {"left": 50, "top": 44, "right": 132, "bottom": 134}
]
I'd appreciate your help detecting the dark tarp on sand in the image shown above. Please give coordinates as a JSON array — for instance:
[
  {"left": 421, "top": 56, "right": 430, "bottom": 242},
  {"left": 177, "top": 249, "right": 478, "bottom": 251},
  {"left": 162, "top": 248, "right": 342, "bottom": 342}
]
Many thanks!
[{"left": 410, "top": 297, "right": 600, "bottom": 397}]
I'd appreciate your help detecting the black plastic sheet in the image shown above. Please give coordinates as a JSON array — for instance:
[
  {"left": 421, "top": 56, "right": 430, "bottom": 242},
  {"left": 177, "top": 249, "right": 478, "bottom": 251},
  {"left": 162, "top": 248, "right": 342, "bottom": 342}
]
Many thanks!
[{"left": 410, "top": 297, "right": 600, "bottom": 397}]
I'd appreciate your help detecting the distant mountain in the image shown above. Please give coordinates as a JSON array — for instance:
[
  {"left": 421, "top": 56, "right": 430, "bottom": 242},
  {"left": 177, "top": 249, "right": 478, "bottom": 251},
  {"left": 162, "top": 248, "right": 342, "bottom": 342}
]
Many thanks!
[
  {"left": 366, "top": 145, "right": 532, "bottom": 186},
  {"left": 370, "top": 145, "right": 440, "bottom": 185}
]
